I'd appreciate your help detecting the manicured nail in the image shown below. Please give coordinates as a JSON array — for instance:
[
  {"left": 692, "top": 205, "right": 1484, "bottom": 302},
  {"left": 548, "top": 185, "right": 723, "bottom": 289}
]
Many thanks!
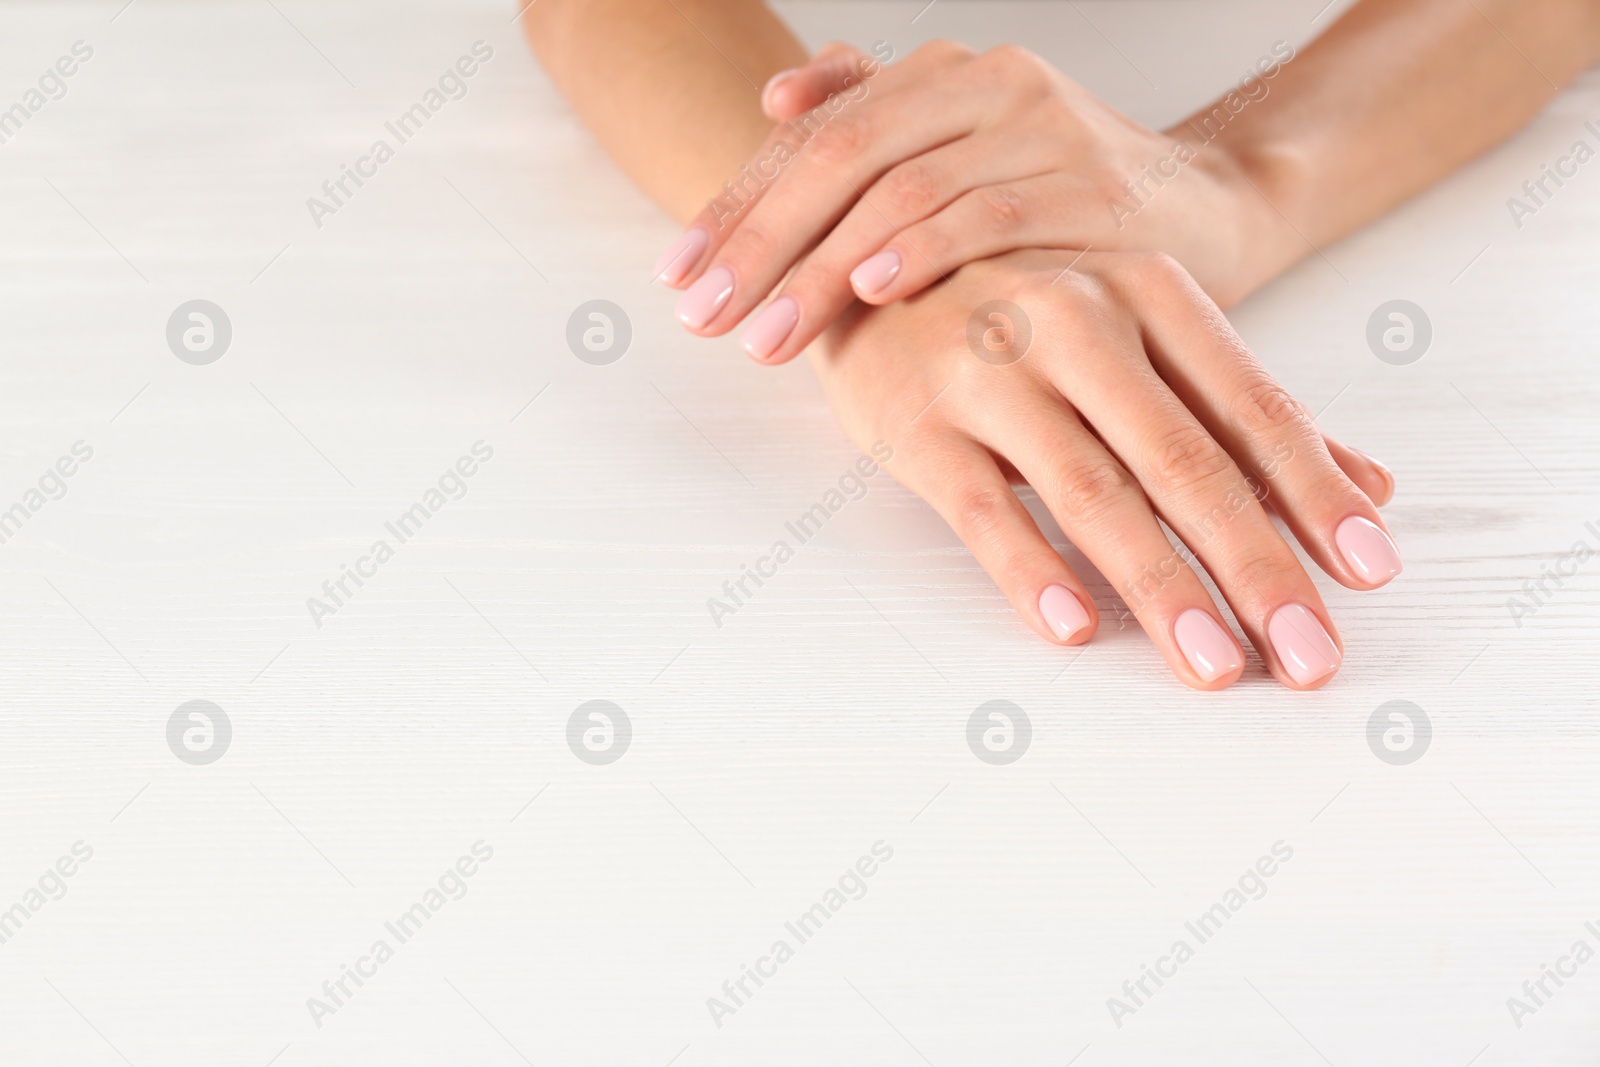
[
  {"left": 741, "top": 296, "right": 800, "bottom": 362},
  {"left": 761, "top": 68, "right": 797, "bottom": 116},
  {"left": 1039, "top": 584, "right": 1091, "bottom": 642},
  {"left": 652, "top": 227, "right": 709, "bottom": 286},
  {"left": 1267, "top": 603, "right": 1341, "bottom": 686},
  {"left": 849, "top": 250, "right": 901, "bottom": 297},
  {"left": 1173, "top": 608, "right": 1243, "bottom": 683},
  {"left": 1335, "top": 515, "right": 1403, "bottom": 585},
  {"left": 676, "top": 266, "right": 735, "bottom": 329}
]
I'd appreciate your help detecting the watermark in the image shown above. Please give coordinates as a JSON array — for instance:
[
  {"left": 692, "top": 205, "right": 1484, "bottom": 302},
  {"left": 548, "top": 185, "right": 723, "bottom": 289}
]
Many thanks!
[
  {"left": 707, "top": 441, "right": 894, "bottom": 627},
  {"left": 168, "top": 700, "right": 232, "bottom": 766},
  {"left": 0, "top": 841, "right": 95, "bottom": 949},
  {"left": 306, "top": 41, "right": 494, "bottom": 229},
  {"left": 1507, "top": 120, "right": 1600, "bottom": 229},
  {"left": 307, "top": 840, "right": 495, "bottom": 1028},
  {"left": 966, "top": 699, "right": 1030, "bottom": 765},
  {"left": 1120, "top": 442, "right": 1294, "bottom": 617},
  {"left": 0, "top": 40, "right": 93, "bottom": 147},
  {"left": 1505, "top": 920, "right": 1600, "bottom": 1029},
  {"left": 1366, "top": 299, "right": 1431, "bottom": 365},
  {"left": 167, "top": 300, "right": 232, "bottom": 365},
  {"left": 706, "top": 841, "right": 894, "bottom": 1028},
  {"left": 566, "top": 299, "right": 631, "bottom": 365},
  {"left": 1106, "top": 840, "right": 1294, "bottom": 1028},
  {"left": 1109, "top": 41, "right": 1294, "bottom": 229},
  {"left": 1367, "top": 700, "right": 1430, "bottom": 766},
  {"left": 567, "top": 700, "right": 631, "bottom": 765},
  {"left": 1506, "top": 518, "right": 1600, "bottom": 627},
  {"left": 966, "top": 299, "right": 1031, "bottom": 365},
  {"left": 705, "top": 41, "right": 896, "bottom": 229},
  {"left": 0, "top": 441, "right": 94, "bottom": 548},
  {"left": 306, "top": 441, "right": 495, "bottom": 627}
]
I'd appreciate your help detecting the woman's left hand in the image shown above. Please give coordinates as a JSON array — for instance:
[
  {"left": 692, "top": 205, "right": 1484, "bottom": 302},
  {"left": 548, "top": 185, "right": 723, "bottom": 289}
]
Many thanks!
[{"left": 655, "top": 40, "right": 1287, "bottom": 363}]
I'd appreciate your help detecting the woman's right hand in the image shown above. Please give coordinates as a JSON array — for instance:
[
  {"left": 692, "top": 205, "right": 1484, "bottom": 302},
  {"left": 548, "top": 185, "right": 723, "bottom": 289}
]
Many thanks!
[{"left": 809, "top": 247, "right": 1398, "bottom": 690}]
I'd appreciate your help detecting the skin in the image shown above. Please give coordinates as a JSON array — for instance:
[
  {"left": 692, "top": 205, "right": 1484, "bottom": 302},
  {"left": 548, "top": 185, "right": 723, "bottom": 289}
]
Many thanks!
[
  {"left": 524, "top": 0, "right": 1600, "bottom": 688},
  {"left": 806, "top": 247, "right": 1380, "bottom": 690}
]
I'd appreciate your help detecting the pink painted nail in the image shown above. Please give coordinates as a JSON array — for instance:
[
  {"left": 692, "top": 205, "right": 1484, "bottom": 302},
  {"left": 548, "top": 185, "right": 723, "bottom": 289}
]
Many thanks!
[
  {"left": 1039, "top": 584, "right": 1091, "bottom": 642},
  {"left": 1173, "top": 608, "right": 1243, "bottom": 683},
  {"left": 761, "top": 68, "right": 797, "bottom": 116},
  {"left": 850, "top": 250, "right": 901, "bottom": 297},
  {"left": 741, "top": 296, "right": 800, "bottom": 361},
  {"left": 1335, "top": 515, "right": 1403, "bottom": 585},
  {"left": 1267, "top": 603, "right": 1341, "bottom": 686},
  {"left": 675, "top": 266, "right": 735, "bottom": 329},
  {"left": 652, "top": 227, "right": 709, "bottom": 286}
]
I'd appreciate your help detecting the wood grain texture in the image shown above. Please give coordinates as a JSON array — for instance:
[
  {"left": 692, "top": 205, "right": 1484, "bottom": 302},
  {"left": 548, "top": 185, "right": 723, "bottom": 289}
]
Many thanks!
[{"left": 0, "top": 0, "right": 1597, "bottom": 1064}]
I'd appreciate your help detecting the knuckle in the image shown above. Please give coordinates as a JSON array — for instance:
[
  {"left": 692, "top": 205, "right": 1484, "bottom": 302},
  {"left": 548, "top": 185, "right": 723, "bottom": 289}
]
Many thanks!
[
  {"left": 1053, "top": 459, "right": 1132, "bottom": 522},
  {"left": 976, "top": 44, "right": 1048, "bottom": 87},
  {"left": 949, "top": 484, "right": 1016, "bottom": 542},
  {"left": 1128, "top": 250, "right": 1187, "bottom": 289},
  {"left": 1236, "top": 376, "right": 1311, "bottom": 439},
  {"left": 1228, "top": 551, "right": 1305, "bottom": 598},
  {"left": 1150, "top": 422, "right": 1234, "bottom": 491},
  {"left": 809, "top": 116, "right": 870, "bottom": 163},
  {"left": 976, "top": 185, "right": 1027, "bottom": 232},
  {"left": 919, "top": 39, "right": 975, "bottom": 63},
  {"left": 721, "top": 221, "right": 778, "bottom": 269},
  {"left": 881, "top": 161, "right": 943, "bottom": 217},
  {"left": 984, "top": 43, "right": 1038, "bottom": 69}
]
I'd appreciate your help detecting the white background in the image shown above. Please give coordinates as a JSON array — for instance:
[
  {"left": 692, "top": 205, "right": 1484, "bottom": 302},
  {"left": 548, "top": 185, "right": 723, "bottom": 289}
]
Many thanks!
[{"left": 1, "top": 1, "right": 1597, "bottom": 1064}]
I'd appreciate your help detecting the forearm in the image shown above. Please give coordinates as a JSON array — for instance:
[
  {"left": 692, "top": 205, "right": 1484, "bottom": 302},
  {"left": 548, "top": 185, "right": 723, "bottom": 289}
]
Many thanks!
[
  {"left": 522, "top": 0, "right": 805, "bottom": 223},
  {"left": 1181, "top": 0, "right": 1600, "bottom": 294}
]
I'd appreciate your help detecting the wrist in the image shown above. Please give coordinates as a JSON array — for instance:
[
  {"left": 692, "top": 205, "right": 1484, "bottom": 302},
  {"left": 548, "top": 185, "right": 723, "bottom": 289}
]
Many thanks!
[{"left": 1174, "top": 124, "right": 1313, "bottom": 306}]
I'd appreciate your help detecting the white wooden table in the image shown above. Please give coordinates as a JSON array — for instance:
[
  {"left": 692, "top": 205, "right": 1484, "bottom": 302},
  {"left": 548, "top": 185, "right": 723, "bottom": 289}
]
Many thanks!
[{"left": 2, "top": 1, "right": 1597, "bottom": 1063}]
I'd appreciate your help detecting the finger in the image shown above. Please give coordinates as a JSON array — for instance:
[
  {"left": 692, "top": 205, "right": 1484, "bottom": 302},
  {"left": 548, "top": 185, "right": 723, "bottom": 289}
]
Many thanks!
[
  {"left": 649, "top": 116, "right": 798, "bottom": 287},
  {"left": 762, "top": 43, "right": 868, "bottom": 121},
  {"left": 1324, "top": 436, "right": 1395, "bottom": 506},
  {"left": 745, "top": 144, "right": 1062, "bottom": 364},
  {"left": 848, "top": 172, "right": 1086, "bottom": 305},
  {"left": 766, "top": 39, "right": 974, "bottom": 121},
  {"left": 1036, "top": 275, "right": 1342, "bottom": 689},
  {"left": 897, "top": 433, "right": 1100, "bottom": 647},
  {"left": 1121, "top": 256, "right": 1403, "bottom": 591},
  {"left": 655, "top": 40, "right": 971, "bottom": 292},
  {"left": 671, "top": 50, "right": 1007, "bottom": 333},
  {"left": 675, "top": 86, "right": 992, "bottom": 336},
  {"left": 967, "top": 393, "right": 1246, "bottom": 690}
]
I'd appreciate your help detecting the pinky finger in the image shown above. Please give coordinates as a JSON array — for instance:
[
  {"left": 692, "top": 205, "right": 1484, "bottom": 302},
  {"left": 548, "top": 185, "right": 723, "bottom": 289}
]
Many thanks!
[
  {"left": 1323, "top": 436, "right": 1396, "bottom": 506},
  {"left": 904, "top": 437, "right": 1100, "bottom": 647}
]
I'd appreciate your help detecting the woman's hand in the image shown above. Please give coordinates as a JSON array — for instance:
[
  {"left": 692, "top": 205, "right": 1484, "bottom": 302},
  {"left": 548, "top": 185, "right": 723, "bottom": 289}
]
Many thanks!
[
  {"left": 655, "top": 40, "right": 1291, "bottom": 363},
  {"left": 809, "top": 247, "right": 1399, "bottom": 690}
]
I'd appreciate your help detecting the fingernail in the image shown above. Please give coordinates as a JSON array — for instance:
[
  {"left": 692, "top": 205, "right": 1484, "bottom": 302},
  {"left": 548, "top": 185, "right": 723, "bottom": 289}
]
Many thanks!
[
  {"left": 1039, "top": 584, "right": 1091, "bottom": 642},
  {"left": 675, "top": 266, "right": 735, "bottom": 329},
  {"left": 1267, "top": 603, "right": 1341, "bottom": 686},
  {"left": 1350, "top": 446, "right": 1395, "bottom": 494},
  {"left": 1173, "top": 608, "right": 1243, "bottom": 683},
  {"left": 761, "top": 68, "right": 797, "bottom": 116},
  {"left": 1335, "top": 515, "right": 1403, "bottom": 585},
  {"left": 849, "top": 250, "right": 901, "bottom": 297},
  {"left": 740, "top": 295, "right": 800, "bottom": 361},
  {"left": 652, "top": 227, "right": 709, "bottom": 286}
]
